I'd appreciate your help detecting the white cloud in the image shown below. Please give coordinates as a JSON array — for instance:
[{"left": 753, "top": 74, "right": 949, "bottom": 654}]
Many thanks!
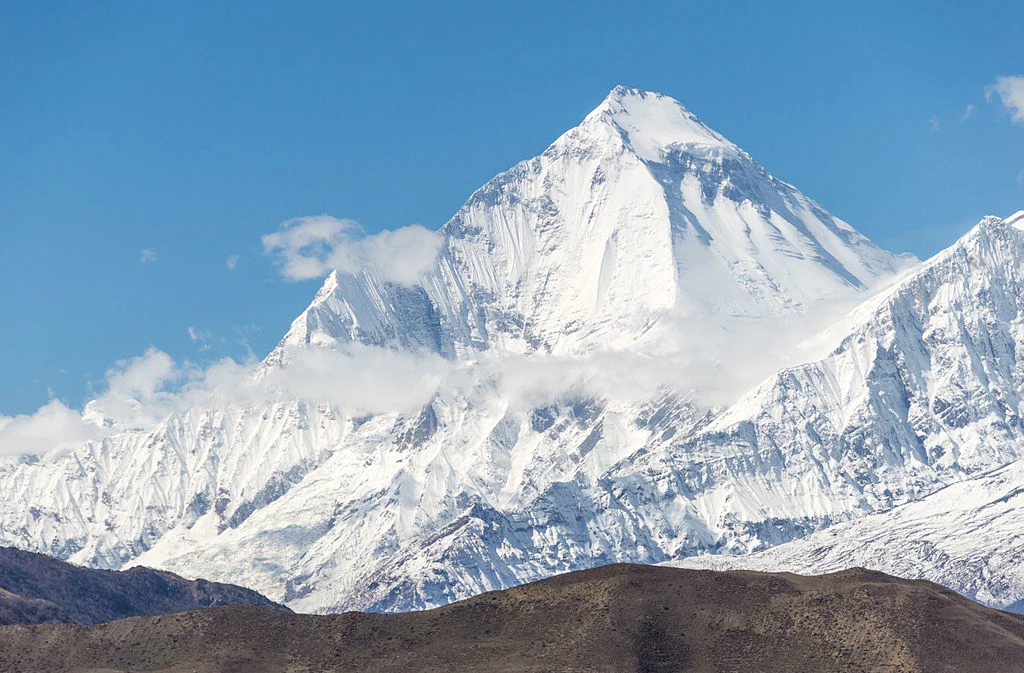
[
  {"left": 262, "top": 346, "right": 452, "bottom": 415},
  {"left": 929, "top": 116, "right": 941, "bottom": 132},
  {"left": 960, "top": 104, "right": 975, "bottom": 122},
  {"left": 0, "top": 343, "right": 449, "bottom": 456},
  {"left": 226, "top": 254, "right": 240, "bottom": 270},
  {"left": 0, "top": 311, "right": 838, "bottom": 457},
  {"left": 262, "top": 215, "right": 443, "bottom": 284},
  {"left": 0, "top": 400, "right": 105, "bottom": 456},
  {"left": 1018, "top": 169, "right": 1024, "bottom": 186},
  {"left": 986, "top": 75, "right": 1024, "bottom": 124},
  {"left": 82, "top": 348, "right": 185, "bottom": 430},
  {"left": 140, "top": 249, "right": 157, "bottom": 263},
  {"left": 0, "top": 341, "right": 647, "bottom": 457}
]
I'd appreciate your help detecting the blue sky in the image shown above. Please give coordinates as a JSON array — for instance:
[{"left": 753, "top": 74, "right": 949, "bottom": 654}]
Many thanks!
[{"left": 2, "top": 1, "right": 1023, "bottom": 415}]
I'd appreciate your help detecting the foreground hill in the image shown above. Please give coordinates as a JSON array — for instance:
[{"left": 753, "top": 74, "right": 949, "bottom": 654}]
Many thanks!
[
  {"left": 0, "top": 546, "right": 285, "bottom": 626},
  {"left": 2, "top": 564, "right": 1023, "bottom": 673}
]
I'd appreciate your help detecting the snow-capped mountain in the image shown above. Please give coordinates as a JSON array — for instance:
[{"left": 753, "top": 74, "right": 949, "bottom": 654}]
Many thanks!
[{"left": 3, "top": 87, "right": 1021, "bottom": 616}]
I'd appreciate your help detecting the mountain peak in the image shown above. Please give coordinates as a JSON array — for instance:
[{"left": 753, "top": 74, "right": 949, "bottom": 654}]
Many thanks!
[{"left": 584, "top": 86, "right": 734, "bottom": 161}]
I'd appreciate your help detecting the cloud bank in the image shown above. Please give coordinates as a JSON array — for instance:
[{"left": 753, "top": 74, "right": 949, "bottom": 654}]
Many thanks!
[
  {"left": 0, "top": 344, "right": 455, "bottom": 457},
  {"left": 262, "top": 215, "right": 444, "bottom": 284},
  {"left": 0, "top": 307, "right": 842, "bottom": 458}
]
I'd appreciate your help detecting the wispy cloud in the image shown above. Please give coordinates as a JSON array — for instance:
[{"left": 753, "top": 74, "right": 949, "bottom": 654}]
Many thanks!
[
  {"left": 986, "top": 75, "right": 1024, "bottom": 124},
  {"left": 929, "top": 116, "right": 941, "bottom": 132},
  {"left": 186, "top": 325, "right": 215, "bottom": 345},
  {"left": 960, "top": 104, "right": 975, "bottom": 122},
  {"left": 262, "top": 215, "right": 443, "bottom": 284},
  {"left": 140, "top": 249, "right": 157, "bottom": 263},
  {"left": 226, "top": 254, "right": 240, "bottom": 270},
  {"left": 188, "top": 326, "right": 222, "bottom": 352},
  {"left": 1018, "top": 169, "right": 1024, "bottom": 186}
]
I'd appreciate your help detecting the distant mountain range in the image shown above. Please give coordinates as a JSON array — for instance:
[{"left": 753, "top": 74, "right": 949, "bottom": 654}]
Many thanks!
[
  {"left": 1, "top": 86, "right": 1022, "bottom": 616},
  {"left": 2, "top": 564, "right": 1022, "bottom": 673}
]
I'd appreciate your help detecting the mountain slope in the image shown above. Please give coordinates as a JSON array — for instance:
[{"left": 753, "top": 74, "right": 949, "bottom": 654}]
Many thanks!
[
  {"left": 0, "top": 546, "right": 285, "bottom": 625},
  {"left": 3, "top": 565, "right": 1023, "bottom": 673}
]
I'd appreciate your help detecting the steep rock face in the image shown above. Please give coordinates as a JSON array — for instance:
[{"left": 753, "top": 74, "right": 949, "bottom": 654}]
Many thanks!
[
  {"left": 121, "top": 393, "right": 682, "bottom": 613},
  {"left": 681, "top": 212, "right": 1024, "bottom": 602},
  {"left": 272, "top": 270, "right": 446, "bottom": 359},
  {"left": 0, "top": 401, "right": 347, "bottom": 571}
]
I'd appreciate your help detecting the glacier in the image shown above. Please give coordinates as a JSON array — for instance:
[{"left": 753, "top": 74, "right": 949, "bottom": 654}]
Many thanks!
[{"left": 2, "top": 86, "right": 1022, "bottom": 615}]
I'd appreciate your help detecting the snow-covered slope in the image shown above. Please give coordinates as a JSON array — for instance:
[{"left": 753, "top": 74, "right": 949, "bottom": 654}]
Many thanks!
[
  {"left": 7, "top": 88, "right": 1021, "bottom": 617},
  {"left": 673, "top": 458, "right": 1024, "bottom": 613}
]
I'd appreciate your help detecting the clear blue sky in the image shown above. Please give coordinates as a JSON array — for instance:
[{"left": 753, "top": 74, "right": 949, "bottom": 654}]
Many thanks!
[{"left": 2, "top": 1, "right": 1023, "bottom": 415}]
